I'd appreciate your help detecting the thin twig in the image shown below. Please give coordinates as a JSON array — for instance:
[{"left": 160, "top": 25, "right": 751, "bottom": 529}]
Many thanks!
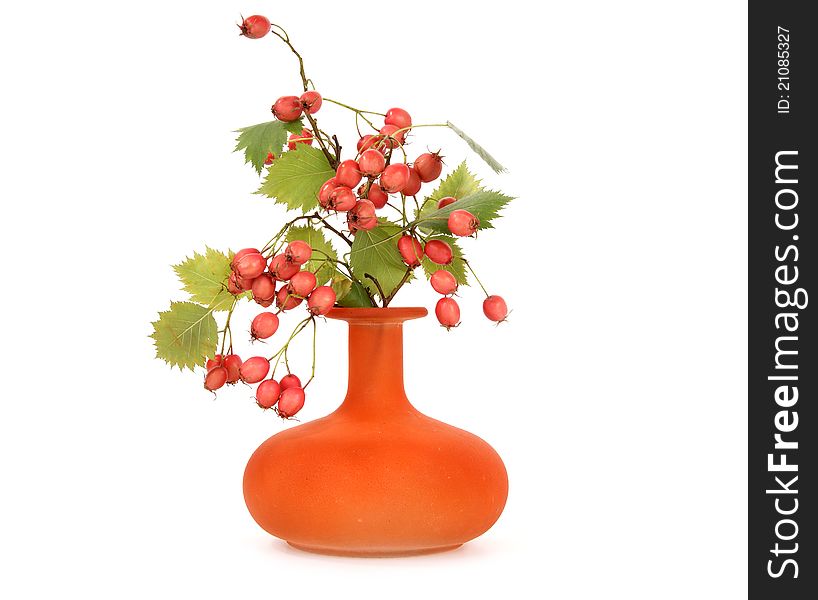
[
  {"left": 268, "top": 24, "right": 337, "bottom": 168},
  {"left": 383, "top": 267, "right": 414, "bottom": 307},
  {"left": 365, "top": 273, "right": 387, "bottom": 303},
  {"left": 310, "top": 213, "right": 353, "bottom": 247}
]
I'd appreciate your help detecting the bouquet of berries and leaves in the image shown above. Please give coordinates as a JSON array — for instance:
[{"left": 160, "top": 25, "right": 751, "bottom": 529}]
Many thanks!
[{"left": 151, "top": 14, "right": 514, "bottom": 419}]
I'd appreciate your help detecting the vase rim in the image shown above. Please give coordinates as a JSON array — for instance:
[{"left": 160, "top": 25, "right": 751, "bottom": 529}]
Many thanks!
[{"left": 326, "top": 307, "right": 428, "bottom": 322}]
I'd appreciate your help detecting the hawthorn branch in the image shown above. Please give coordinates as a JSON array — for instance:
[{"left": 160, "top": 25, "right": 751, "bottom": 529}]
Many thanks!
[
  {"left": 269, "top": 25, "right": 309, "bottom": 91},
  {"left": 269, "top": 24, "right": 338, "bottom": 168},
  {"left": 365, "top": 273, "right": 387, "bottom": 304}
]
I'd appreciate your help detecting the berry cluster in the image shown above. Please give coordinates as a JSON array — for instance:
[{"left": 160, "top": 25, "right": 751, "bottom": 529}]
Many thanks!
[
  {"left": 229, "top": 242, "right": 335, "bottom": 314},
  {"left": 316, "top": 108, "right": 449, "bottom": 235},
  {"left": 242, "top": 14, "right": 510, "bottom": 341},
  {"left": 203, "top": 240, "right": 336, "bottom": 418},
  {"left": 152, "top": 16, "right": 515, "bottom": 419}
]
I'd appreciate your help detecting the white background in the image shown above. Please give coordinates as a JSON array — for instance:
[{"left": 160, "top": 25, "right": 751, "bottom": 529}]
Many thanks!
[{"left": 0, "top": 1, "right": 747, "bottom": 598}]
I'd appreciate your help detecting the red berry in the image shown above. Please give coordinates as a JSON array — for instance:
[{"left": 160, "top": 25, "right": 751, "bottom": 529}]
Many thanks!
[
  {"left": 398, "top": 235, "right": 424, "bottom": 267},
  {"left": 357, "top": 135, "right": 379, "bottom": 153},
  {"left": 206, "top": 355, "right": 223, "bottom": 371},
  {"left": 347, "top": 199, "right": 378, "bottom": 234},
  {"left": 287, "top": 128, "right": 313, "bottom": 150},
  {"left": 288, "top": 271, "right": 317, "bottom": 298},
  {"left": 227, "top": 271, "right": 250, "bottom": 294},
  {"left": 272, "top": 96, "right": 303, "bottom": 122},
  {"left": 227, "top": 275, "right": 242, "bottom": 294},
  {"left": 277, "top": 387, "right": 306, "bottom": 418},
  {"left": 280, "top": 373, "right": 302, "bottom": 390},
  {"left": 269, "top": 254, "right": 300, "bottom": 281},
  {"left": 447, "top": 209, "right": 479, "bottom": 237},
  {"left": 205, "top": 366, "right": 228, "bottom": 391},
  {"left": 401, "top": 166, "right": 422, "bottom": 196},
  {"left": 238, "top": 15, "right": 271, "bottom": 39},
  {"left": 251, "top": 273, "right": 276, "bottom": 305},
  {"left": 307, "top": 286, "right": 337, "bottom": 316},
  {"left": 318, "top": 177, "right": 338, "bottom": 208},
  {"left": 264, "top": 152, "right": 275, "bottom": 165},
  {"left": 364, "top": 182, "right": 389, "bottom": 208},
  {"left": 251, "top": 312, "right": 280, "bottom": 340},
  {"left": 413, "top": 152, "right": 443, "bottom": 183},
  {"left": 223, "top": 354, "right": 242, "bottom": 383},
  {"left": 430, "top": 270, "right": 458, "bottom": 295},
  {"left": 240, "top": 357, "right": 270, "bottom": 384},
  {"left": 379, "top": 124, "right": 405, "bottom": 148},
  {"left": 380, "top": 163, "right": 410, "bottom": 193},
  {"left": 483, "top": 295, "right": 509, "bottom": 322},
  {"left": 336, "top": 160, "right": 362, "bottom": 189},
  {"left": 232, "top": 247, "right": 259, "bottom": 265},
  {"left": 328, "top": 186, "right": 357, "bottom": 212},
  {"left": 424, "top": 240, "right": 453, "bottom": 265},
  {"left": 256, "top": 379, "right": 281, "bottom": 409},
  {"left": 233, "top": 249, "right": 267, "bottom": 279},
  {"left": 300, "top": 91, "right": 322, "bottom": 114},
  {"left": 276, "top": 286, "right": 303, "bottom": 310},
  {"left": 435, "top": 297, "right": 461, "bottom": 329},
  {"left": 384, "top": 107, "right": 412, "bottom": 130},
  {"left": 437, "top": 196, "right": 457, "bottom": 209},
  {"left": 285, "top": 240, "right": 312, "bottom": 265},
  {"left": 358, "top": 149, "right": 386, "bottom": 176}
]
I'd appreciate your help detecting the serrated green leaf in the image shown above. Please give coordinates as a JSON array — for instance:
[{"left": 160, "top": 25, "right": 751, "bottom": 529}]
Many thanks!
[
  {"left": 447, "top": 121, "right": 506, "bottom": 174},
  {"left": 172, "top": 247, "right": 235, "bottom": 312},
  {"left": 256, "top": 145, "right": 335, "bottom": 212},
  {"left": 428, "top": 161, "right": 483, "bottom": 203},
  {"left": 417, "top": 161, "right": 482, "bottom": 225},
  {"left": 286, "top": 225, "right": 338, "bottom": 286},
  {"left": 330, "top": 275, "right": 353, "bottom": 300},
  {"left": 234, "top": 119, "right": 304, "bottom": 175},
  {"left": 150, "top": 302, "right": 218, "bottom": 371},
  {"left": 416, "top": 190, "right": 514, "bottom": 234},
  {"left": 350, "top": 220, "right": 411, "bottom": 300},
  {"left": 332, "top": 275, "right": 372, "bottom": 307},
  {"left": 421, "top": 235, "right": 468, "bottom": 286}
]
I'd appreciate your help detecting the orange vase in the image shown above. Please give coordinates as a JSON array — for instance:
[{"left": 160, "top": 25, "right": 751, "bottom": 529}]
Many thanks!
[{"left": 243, "top": 307, "right": 509, "bottom": 556}]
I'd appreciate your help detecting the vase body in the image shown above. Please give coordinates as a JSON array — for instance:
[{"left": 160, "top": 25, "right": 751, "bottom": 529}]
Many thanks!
[{"left": 243, "top": 307, "right": 508, "bottom": 556}]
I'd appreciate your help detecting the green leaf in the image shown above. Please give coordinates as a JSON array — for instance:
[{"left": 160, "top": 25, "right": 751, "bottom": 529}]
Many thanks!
[
  {"left": 234, "top": 119, "right": 304, "bottom": 175},
  {"left": 417, "top": 161, "right": 482, "bottom": 223},
  {"left": 416, "top": 189, "right": 514, "bottom": 234},
  {"left": 349, "top": 220, "right": 410, "bottom": 300},
  {"left": 172, "top": 247, "right": 235, "bottom": 312},
  {"left": 447, "top": 121, "right": 506, "bottom": 173},
  {"left": 332, "top": 275, "right": 372, "bottom": 308},
  {"left": 285, "top": 225, "right": 338, "bottom": 286},
  {"left": 330, "top": 275, "right": 353, "bottom": 301},
  {"left": 256, "top": 145, "right": 335, "bottom": 212},
  {"left": 428, "top": 161, "right": 483, "bottom": 202},
  {"left": 150, "top": 302, "right": 218, "bottom": 371},
  {"left": 421, "top": 235, "right": 468, "bottom": 286}
]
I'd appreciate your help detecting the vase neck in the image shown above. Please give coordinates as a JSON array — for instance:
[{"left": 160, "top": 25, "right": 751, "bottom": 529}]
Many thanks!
[{"left": 341, "top": 320, "right": 411, "bottom": 414}]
